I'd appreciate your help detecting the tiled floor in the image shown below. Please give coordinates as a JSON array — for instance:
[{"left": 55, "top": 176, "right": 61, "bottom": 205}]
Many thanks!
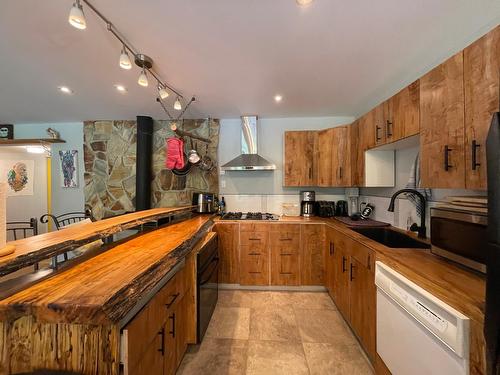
[{"left": 178, "top": 290, "right": 373, "bottom": 375}]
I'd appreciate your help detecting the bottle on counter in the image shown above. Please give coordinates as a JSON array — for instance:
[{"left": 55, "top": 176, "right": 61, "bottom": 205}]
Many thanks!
[{"left": 219, "top": 196, "right": 226, "bottom": 215}]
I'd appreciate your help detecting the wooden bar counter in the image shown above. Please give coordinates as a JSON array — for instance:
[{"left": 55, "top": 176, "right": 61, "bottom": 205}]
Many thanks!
[{"left": 0, "top": 213, "right": 214, "bottom": 375}]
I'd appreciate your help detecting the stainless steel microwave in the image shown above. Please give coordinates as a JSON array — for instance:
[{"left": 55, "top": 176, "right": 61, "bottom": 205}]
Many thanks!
[{"left": 430, "top": 207, "right": 488, "bottom": 273}]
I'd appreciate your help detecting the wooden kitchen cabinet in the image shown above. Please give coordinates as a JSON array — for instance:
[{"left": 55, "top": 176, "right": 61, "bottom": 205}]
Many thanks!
[
  {"left": 349, "top": 120, "right": 362, "bottom": 186},
  {"left": 332, "top": 126, "right": 352, "bottom": 186},
  {"left": 390, "top": 80, "right": 420, "bottom": 141},
  {"left": 213, "top": 223, "right": 239, "bottom": 284},
  {"left": 464, "top": 25, "right": 500, "bottom": 190},
  {"left": 324, "top": 227, "right": 336, "bottom": 297},
  {"left": 331, "top": 231, "right": 350, "bottom": 319},
  {"left": 372, "top": 103, "right": 387, "bottom": 146},
  {"left": 284, "top": 131, "right": 318, "bottom": 186},
  {"left": 420, "top": 51, "right": 466, "bottom": 188},
  {"left": 317, "top": 128, "right": 335, "bottom": 186},
  {"left": 270, "top": 225, "right": 301, "bottom": 285},
  {"left": 240, "top": 228, "right": 270, "bottom": 285},
  {"left": 301, "top": 224, "right": 325, "bottom": 285},
  {"left": 129, "top": 334, "right": 164, "bottom": 375}
]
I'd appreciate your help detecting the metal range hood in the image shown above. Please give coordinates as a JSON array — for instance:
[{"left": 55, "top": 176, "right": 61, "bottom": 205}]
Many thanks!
[{"left": 221, "top": 116, "right": 276, "bottom": 171}]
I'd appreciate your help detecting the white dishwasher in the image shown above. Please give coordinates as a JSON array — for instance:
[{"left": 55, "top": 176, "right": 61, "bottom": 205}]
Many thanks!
[{"left": 375, "top": 261, "right": 470, "bottom": 375}]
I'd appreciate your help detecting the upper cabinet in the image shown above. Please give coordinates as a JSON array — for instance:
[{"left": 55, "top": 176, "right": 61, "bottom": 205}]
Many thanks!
[
  {"left": 317, "top": 128, "right": 335, "bottom": 186},
  {"left": 284, "top": 131, "right": 318, "bottom": 186},
  {"left": 464, "top": 25, "right": 500, "bottom": 190},
  {"left": 390, "top": 80, "right": 420, "bottom": 141},
  {"left": 317, "top": 126, "right": 352, "bottom": 187},
  {"left": 420, "top": 52, "right": 466, "bottom": 189}
]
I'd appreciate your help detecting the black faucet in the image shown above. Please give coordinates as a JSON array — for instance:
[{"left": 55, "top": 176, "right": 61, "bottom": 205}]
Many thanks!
[{"left": 387, "top": 189, "right": 427, "bottom": 238}]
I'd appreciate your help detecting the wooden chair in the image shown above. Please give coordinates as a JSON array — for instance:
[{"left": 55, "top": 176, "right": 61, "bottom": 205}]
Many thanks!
[{"left": 40, "top": 208, "right": 93, "bottom": 265}]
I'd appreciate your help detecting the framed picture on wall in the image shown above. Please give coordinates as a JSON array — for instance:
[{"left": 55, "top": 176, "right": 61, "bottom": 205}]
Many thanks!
[
  {"left": 0, "top": 160, "right": 35, "bottom": 196},
  {"left": 59, "top": 150, "right": 79, "bottom": 188},
  {"left": 0, "top": 124, "right": 13, "bottom": 140}
]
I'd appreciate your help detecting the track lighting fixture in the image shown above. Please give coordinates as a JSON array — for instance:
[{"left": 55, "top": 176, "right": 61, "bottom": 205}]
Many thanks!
[
  {"left": 174, "top": 97, "right": 182, "bottom": 111},
  {"left": 68, "top": 0, "right": 87, "bottom": 30},
  {"left": 138, "top": 68, "right": 148, "bottom": 87},
  {"left": 119, "top": 46, "right": 132, "bottom": 70},
  {"left": 158, "top": 84, "right": 169, "bottom": 99}
]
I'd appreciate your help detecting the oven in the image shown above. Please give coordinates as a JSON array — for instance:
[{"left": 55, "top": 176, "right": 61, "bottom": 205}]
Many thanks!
[
  {"left": 430, "top": 207, "right": 488, "bottom": 273},
  {"left": 197, "top": 233, "right": 219, "bottom": 343}
]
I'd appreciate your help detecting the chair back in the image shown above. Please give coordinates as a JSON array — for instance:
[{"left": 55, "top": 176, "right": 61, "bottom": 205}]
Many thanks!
[
  {"left": 6, "top": 218, "right": 38, "bottom": 241},
  {"left": 40, "top": 209, "right": 93, "bottom": 231}
]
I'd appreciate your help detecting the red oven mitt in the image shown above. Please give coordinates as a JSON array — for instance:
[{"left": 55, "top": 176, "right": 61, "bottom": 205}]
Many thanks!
[{"left": 166, "top": 138, "right": 185, "bottom": 170}]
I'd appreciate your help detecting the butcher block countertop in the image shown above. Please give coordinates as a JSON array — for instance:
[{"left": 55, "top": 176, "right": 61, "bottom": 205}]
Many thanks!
[
  {"left": 215, "top": 215, "right": 486, "bottom": 324},
  {"left": 0, "top": 215, "right": 213, "bottom": 325}
]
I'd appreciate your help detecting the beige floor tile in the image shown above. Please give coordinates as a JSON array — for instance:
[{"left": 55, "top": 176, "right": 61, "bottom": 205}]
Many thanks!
[
  {"left": 294, "top": 308, "right": 357, "bottom": 345},
  {"left": 218, "top": 290, "right": 274, "bottom": 308},
  {"left": 246, "top": 340, "right": 310, "bottom": 375},
  {"left": 205, "top": 306, "right": 251, "bottom": 340},
  {"left": 177, "top": 338, "right": 248, "bottom": 375},
  {"left": 303, "top": 342, "right": 374, "bottom": 375},
  {"left": 249, "top": 304, "right": 301, "bottom": 342},
  {"left": 272, "top": 291, "right": 336, "bottom": 309}
]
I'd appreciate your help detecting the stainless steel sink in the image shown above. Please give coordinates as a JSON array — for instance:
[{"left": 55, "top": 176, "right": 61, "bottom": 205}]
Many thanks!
[{"left": 351, "top": 227, "right": 430, "bottom": 249}]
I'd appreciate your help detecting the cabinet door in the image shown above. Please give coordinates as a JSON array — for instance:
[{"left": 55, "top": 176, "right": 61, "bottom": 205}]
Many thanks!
[
  {"left": 390, "top": 80, "right": 420, "bottom": 141},
  {"left": 324, "top": 228, "right": 336, "bottom": 297},
  {"left": 270, "top": 226, "right": 301, "bottom": 285},
  {"left": 349, "top": 121, "right": 361, "bottom": 186},
  {"left": 163, "top": 310, "right": 177, "bottom": 375},
  {"left": 420, "top": 52, "right": 466, "bottom": 188},
  {"left": 349, "top": 256, "right": 376, "bottom": 361},
  {"left": 300, "top": 225, "right": 325, "bottom": 285},
  {"left": 373, "top": 103, "right": 386, "bottom": 146},
  {"left": 129, "top": 332, "right": 164, "bottom": 375},
  {"left": 284, "top": 131, "right": 318, "bottom": 186},
  {"left": 317, "top": 128, "right": 335, "bottom": 186},
  {"left": 332, "top": 235, "right": 350, "bottom": 319},
  {"left": 175, "top": 294, "right": 189, "bottom": 370},
  {"left": 332, "top": 126, "right": 352, "bottom": 186},
  {"left": 213, "top": 223, "right": 239, "bottom": 284},
  {"left": 240, "top": 231, "right": 270, "bottom": 285},
  {"left": 464, "top": 25, "right": 500, "bottom": 190}
]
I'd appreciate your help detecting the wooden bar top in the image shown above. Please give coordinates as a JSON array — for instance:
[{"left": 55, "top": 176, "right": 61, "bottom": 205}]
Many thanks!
[
  {"left": 0, "top": 215, "right": 213, "bottom": 325},
  {"left": 0, "top": 206, "right": 195, "bottom": 276},
  {"left": 215, "top": 215, "right": 486, "bottom": 324}
]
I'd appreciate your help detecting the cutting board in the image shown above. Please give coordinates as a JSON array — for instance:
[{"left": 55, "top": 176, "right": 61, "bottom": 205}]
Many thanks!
[{"left": 335, "top": 217, "right": 390, "bottom": 227}]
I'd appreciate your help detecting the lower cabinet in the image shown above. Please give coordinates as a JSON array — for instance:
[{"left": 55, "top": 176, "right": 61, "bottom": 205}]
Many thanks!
[
  {"left": 326, "top": 228, "right": 376, "bottom": 362},
  {"left": 240, "top": 226, "right": 270, "bottom": 285},
  {"left": 301, "top": 224, "right": 325, "bottom": 285},
  {"left": 122, "top": 265, "right": 192, "bottom": 375},
  {"left": 270, "top": 224, "right": 301, "bottom": 285}
]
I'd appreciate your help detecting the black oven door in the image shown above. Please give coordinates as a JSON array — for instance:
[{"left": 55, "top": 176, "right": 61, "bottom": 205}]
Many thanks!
[{"left": 197, "top": 247, "right": 219, "bottom": 342}]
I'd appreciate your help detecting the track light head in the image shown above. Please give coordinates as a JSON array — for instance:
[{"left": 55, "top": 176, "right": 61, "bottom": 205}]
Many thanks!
[
  {"left": 158, "top": 84, "right": 169, "bottom": 99},
  {"left": 69, "top": 0, "right": 87, "bottom": 30},
  {"left": 138, "top": 68, "right": 149, "bottom": 87},
  {"left": 174, "top": 97, "right": 182, "bottom": 111},
  {"left": 119, "top": 46, "right": 132, "bottom": 70}
]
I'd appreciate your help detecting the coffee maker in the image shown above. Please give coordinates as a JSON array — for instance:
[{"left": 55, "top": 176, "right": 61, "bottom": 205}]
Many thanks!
[{"left": 300, "top": 191, "right": 316, "bottom": 217}]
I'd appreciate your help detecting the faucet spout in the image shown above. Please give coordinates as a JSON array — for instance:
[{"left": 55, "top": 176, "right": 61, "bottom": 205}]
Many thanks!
[{"left": 387, "top": 189, "right": 427, "bottom": 238}]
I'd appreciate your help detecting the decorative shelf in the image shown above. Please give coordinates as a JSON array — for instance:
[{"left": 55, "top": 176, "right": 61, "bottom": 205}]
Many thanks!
[{"left": 0, "top": 138, "right": 66, "bottom": 146}]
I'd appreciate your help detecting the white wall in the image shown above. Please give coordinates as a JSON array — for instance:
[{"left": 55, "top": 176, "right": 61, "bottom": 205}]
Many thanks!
[
  {"left": 13, "top": 123, "right": 85, "bottom": 217},
  {"left": 1, "top": 147, "right": 48, "bottom": 236}
]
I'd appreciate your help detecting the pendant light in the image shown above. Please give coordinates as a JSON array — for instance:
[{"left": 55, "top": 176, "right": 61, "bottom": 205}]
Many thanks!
[
  {"left": 138, "top": 68, "right": 148, "bottom": 87},
  {"left": 158, "top": 84, "right": 169, "bottom": 99},
  {"left": 68, "top": 0, "right": 87, "bottom": 30},
  {"left": 119, "top": 46, "right": 132, "bottom": 70},
  {"left": 174, "top": 97, "right": 182, "bottom": 110}
]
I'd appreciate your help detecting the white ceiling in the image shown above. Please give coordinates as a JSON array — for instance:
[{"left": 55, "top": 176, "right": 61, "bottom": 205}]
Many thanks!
[{"left": 0, "top": 0, "right": 499, "bottom": 123}]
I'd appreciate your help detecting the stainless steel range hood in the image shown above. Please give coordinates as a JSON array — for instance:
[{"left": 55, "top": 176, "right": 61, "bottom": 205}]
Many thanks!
[{"left": 221, "top": 116, "right": 276, "bottom": 171}]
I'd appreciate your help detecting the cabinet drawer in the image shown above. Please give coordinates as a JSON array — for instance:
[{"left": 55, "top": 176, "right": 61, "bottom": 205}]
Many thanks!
[
  {"left": 269, "top": 232, "right": 300, "bottom": 247},
  {"left": 269, "top": 224, "right": 301, "bottom": 233},
  {"left": 240, "top": 245, "right": 269, "bottom": 285},
  {"left": 240, "top": 223, "right": 270, "bottom": 232},
  {"left": 350, "top": 241, "right": 374, "bottom": 271},
  {"left": 240, "top": 231, "right": 269, "bottom": 246},
  {"left": 271, "top": 249, "right": 300, "bottom": 286}
]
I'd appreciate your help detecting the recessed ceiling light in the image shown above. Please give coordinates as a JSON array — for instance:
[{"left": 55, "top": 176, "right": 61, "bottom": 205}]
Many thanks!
[
  {"left": 296, "top": 0, "right": 313, "bottom": 6},
  {"left": 274, "top": 95, "right": 283, "bottom": 103},
  {"left": 114, "top": 84, "right": 127, "bottom": 93},
  {"left": 58, "top": 86, "right": 73, "bottom": 94}
]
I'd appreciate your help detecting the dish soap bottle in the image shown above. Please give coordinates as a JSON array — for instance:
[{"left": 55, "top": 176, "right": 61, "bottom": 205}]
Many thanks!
[{"left": 219, "top": 196, "right": 226, "bottom": 216}]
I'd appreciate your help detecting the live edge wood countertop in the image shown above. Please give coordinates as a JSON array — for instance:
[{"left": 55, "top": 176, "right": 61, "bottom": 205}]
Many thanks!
[
  {"left": 0, "top": 215, "right": 214, "bottom": 326},
  {"left": 215, "top": 215, "right": 486, "bottom": 324}
]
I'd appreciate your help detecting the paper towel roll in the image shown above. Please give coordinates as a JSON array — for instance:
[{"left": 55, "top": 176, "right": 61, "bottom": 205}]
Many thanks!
[{"left": 0, "top": 182, "right": 6, "bottom": 248}]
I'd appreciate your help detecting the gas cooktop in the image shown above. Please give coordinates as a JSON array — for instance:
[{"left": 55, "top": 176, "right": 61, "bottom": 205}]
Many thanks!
[{"left": 220, "top": 212, "right": 279, "bottom": 221}]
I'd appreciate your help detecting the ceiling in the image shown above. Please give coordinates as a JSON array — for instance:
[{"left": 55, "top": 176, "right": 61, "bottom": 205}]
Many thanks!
[{"left": 0, "top": 0, "right": 499, "bottom": 123}]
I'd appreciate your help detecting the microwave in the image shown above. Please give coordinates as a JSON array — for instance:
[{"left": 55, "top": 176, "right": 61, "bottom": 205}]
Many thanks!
[{"left": 430, "top": 207, "right": 488, "bottom": 273}]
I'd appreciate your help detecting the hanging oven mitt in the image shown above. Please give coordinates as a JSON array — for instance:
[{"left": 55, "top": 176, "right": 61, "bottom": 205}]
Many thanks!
[
  {"left": 166, "top": 138, "right": 182, "bottom": 170},
  {"left": 176, "top": 138, "right": 185, "bottom": 169}
]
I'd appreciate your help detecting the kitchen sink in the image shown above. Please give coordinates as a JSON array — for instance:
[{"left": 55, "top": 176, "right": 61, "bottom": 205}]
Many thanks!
[{"left": 351, "top": 227, "right": 430, "bottom": 249}]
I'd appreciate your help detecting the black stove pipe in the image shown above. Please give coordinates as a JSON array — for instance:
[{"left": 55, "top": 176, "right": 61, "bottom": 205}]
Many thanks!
[{"left": 135, "top": 116, "right": 153, "bottom": 211}]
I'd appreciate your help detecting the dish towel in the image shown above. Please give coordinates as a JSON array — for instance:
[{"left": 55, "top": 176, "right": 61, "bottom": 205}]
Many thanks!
[
  {"left": 405, "top": 152, "right": 432, "bottom": 217},
  {"left": 166, "top": 138, "right": 185, "bottom": 170}
]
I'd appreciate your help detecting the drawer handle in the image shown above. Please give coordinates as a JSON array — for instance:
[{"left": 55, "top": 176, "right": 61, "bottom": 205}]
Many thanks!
[
  {"left": 444, "top": 145, "right": 452, "bottom": 171},
  {"left": 350, "top": 263, "right": 355, "bottom": 281},
  {"left": 249, "top": 271, "right": 261, "bottom": 274},
  {"left": 249, "top": 238, "right": 261, "bottom": 241},
  {"left": 279, "top": 238, "right": 293, "bottom": 241},
  {"left": 280, "top": 272, "right": 293, "bottom": 275},
  {"left": 329, "top": 242, "right": 334, "bottom": 256},
  {"left": 472, "top": 140, "right": 481, "bottom": 170},
  {"left": 158, "top": 328, "right": 165, "bottom": 355},
  {"left": 342, "top": 256, "right": 347, "bottom": 273},
  {"left": 165, "top": 293, "right": 180, "bottom": 309},
  {"left": 248, "top": 252, "right": 261, "bottom": 256},
  {"left": 386, "top": 120, "right": 393, "bottom": 137},
  {"left": 169, "top": 313, "right": 176, "bottom": 338},
  {"left": 376, "top": 125, "right": 382, "bottom": 142},
  {"left": 367, "top": 254, "right": 371, "bottom": 270},
  {"left": 280, "top": 253, "right": 293, "bottom": 256}
]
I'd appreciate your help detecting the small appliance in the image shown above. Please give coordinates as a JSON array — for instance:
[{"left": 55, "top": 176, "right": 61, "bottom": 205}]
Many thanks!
[
  {"left": 335, "top": 200, "right": 348, "bottom": 217},
  {"left": 315, "top": 201, "right": 335, "bottom": 218},
  {"left": 300, "top": 191, "right": 316, "bottom": 217},
  {"left": 360, "top": 202, "right": 375, "bottom": 220},
  {"left": 192, "top": 192, "right": 217, "bottom": 213}
]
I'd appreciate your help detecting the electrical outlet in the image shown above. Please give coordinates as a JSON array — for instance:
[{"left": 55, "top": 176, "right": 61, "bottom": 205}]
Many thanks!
[{"left": 221, "top": 180, "right": 226, "bottom": 188}]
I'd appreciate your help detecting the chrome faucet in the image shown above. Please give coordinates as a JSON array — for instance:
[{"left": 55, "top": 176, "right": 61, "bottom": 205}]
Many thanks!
[{"left": 388, "top": 189, "right": 427, "bottom": 238}]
